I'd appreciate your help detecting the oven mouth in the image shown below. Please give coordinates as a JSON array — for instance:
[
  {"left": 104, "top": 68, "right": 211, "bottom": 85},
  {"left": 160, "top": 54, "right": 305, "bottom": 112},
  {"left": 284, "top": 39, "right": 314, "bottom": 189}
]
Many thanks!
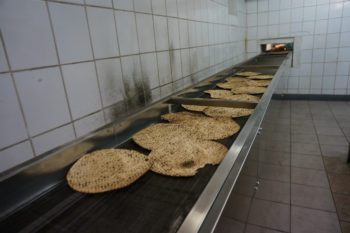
[{"left": 261, "top": 43, "right": 293, "bottom": 53}]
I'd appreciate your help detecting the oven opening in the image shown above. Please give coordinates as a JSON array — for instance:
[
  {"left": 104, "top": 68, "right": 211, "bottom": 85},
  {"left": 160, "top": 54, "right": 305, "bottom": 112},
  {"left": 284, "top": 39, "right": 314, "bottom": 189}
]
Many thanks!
[
  {"left": 260, "top": 43, "right": 293, "bottom": 54},
  {"left": 260, "top": 41, "right": 294, "bottom": 67}
]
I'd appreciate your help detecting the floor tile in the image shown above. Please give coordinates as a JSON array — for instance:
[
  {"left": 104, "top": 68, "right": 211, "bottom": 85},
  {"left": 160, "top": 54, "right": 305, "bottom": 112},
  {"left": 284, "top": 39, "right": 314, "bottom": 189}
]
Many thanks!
[
  {"left": 242, "top": 160, "right": 258, "bottom": 177},
  {"left": 233, "top": 175, "right": 257, "bottom": 197},
  {"left": 255, "top": 179, "right": 290, "bottom": 204},
  {"left": 323, "top": 157, "right": 350, "bottom": 175},
  {"left": 316, "top": 126, "right": 344, "bottom": 136},
  {"left": 314, "top": 120, "right": 339, "bottom": 128},
  {"left": 341, "top": 221, "right": 350, "bottom": 233},
  {"left": 291, "top": 133, "right": 318, "bottom": 144},
  {"left": 258, "top": 164, "right": 290, "bottom": 183},
  {"left": 245, "top": 224, "right": 284, "bottom": 233},
  {"left": 342, "top": 127, "right": 350, "bottom": 138},
  {"left": 291, "top": 143, "right": 321, "bottom": 156},
  {"left": 291, "top": 206, "right": 341, "bottom": 233},
  {"left": 259, "top": 150, "right": 290, "bottom": 167},
  {"left": 328, "top": 173, "right": 350, "bottom": 195},
  {"left": 291, "top": 184, "right": 336, "bottom": 212},
  {"left": 291, "top": 153, "right": 325, "bottom": 170},
  {"left": 222, "top": 194, "right": 252, "bottom": 222},
  {"left": 334, "top": 193, "right": 350, "bottom": 222},
  {"left": 248, "top": 199, "right": 290, "bottom": 232},
  {"left": 259, "top": 140, "right": 290, "bottom": 153},
  {"left": 260, "top": 131, "right": 291, "bottom": 142},
  {"left": 320, "top": 144, "right": 349, "bottom": 160},
  {"left": 291, "top": 126, "right": 316, "bottom": 135},
  {"left": 318, "top": 135, "right": 349, "bottom": 146},
  {"left": 291, "top": 167, "right": 329, "bottom": 188},
  {"left": 214, "top": 217, "right": 245, "bottom": 233}
]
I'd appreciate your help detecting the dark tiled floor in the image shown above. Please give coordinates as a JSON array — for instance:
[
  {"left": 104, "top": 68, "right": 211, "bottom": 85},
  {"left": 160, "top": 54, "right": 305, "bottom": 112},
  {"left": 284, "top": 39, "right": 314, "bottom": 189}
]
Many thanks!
[{"left": 214, "top": 100, "right": 350, "bottom": 233}]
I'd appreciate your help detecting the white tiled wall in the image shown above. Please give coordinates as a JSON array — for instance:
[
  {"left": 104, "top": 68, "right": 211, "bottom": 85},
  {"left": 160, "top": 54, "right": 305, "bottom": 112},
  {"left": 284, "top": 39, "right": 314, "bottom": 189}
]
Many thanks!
[
  {"left": 0, "top": 0, "right": 246, "bottom": 173},
  {"left": 246, "top": 0, "right": 350, "bottom": 95}
]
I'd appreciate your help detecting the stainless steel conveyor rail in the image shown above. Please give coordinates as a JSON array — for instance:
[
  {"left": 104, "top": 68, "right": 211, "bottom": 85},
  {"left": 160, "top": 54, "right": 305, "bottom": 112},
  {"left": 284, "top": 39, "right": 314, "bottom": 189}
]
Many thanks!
[{"left": 177, "top": 52, "right": 292, "bottom": 233}]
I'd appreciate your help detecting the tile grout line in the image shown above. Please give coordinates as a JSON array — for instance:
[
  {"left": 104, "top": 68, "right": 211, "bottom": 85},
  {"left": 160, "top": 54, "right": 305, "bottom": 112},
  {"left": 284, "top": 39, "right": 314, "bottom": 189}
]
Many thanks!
[
  {"left": 45, "top": 1, "right": 77, "bottom": 139},
  {"left": 83, "top": 0, "right": 107, "bottom": 125},
  {"left": 289, "top": 100, "right": 292, "bottom": 233},
  {"left": 0, "top": 29, "right": 36, "bottom": 157}
]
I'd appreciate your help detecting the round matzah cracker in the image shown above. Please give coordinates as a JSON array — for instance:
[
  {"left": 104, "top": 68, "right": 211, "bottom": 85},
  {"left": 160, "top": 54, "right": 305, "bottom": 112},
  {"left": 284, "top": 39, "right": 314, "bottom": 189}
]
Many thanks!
[
  {"left": 66, "top": 149, "right": 151, "bottom": 193},
  {"left": 161, "top": 111, "right": 203, "bottom": 122},
  {"left": 163, "top": 112, "right": 240, "bottom": 140},
  {"left": 230, "top": 86, "right": 266, "bottom": 94},
  {"left": 217, "top": 81, "right": 248, "bottom": 89},
  {"left": 247, "top": 75, "right": 273, "bottom": 80},
  {"left": 132, "top": 123, "right": 198, "bottom": 150},
  {"left": 204, "top": 90, "right": 260, "bottom": 102},
  {"left": 204, "top": 107, "right": 254, "bottom": 118},
  {"left": 149, "top": 140, "right": 227, "bottom": 176},
  {"left": 225, "top": 77, "right": 247, "bottom": 82},
  {"left": 182, "top": 104, "right": 208, "bottom": 112},
  {"left": 235, "top": 72, "right": 261, "bottom": 76},
  {"left": 246, "top": 80, "right": 271, "bottom": 87}
]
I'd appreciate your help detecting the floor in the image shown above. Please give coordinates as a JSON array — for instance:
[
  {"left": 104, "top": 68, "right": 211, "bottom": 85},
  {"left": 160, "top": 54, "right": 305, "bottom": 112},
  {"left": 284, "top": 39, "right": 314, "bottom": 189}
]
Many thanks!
[{"left": 214, "top": 100, "right": 350, "bottom": 233}]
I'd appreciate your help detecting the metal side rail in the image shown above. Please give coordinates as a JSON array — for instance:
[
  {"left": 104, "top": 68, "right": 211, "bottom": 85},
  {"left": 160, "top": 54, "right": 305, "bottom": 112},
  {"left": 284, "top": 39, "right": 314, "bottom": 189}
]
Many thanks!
[{"left": 177, "top": 52, "right": 292, "bottom": 233}]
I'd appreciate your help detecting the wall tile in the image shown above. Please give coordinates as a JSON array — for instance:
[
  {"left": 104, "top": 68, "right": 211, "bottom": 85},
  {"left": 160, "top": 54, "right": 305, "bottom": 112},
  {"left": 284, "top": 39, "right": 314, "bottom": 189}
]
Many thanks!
[
  {"left": 157, "top": 51, "right": 172, "bottom": 85},
  {"left": 166, "top": 0, "right": 178, "bottom": 17},
  {"left": 136, "top": 13, "right": 156, "bottom": 53},
  {"left": 170, "top": 49, "right": 182, "bottom": 81},
  {"left": 74, "top": 111, "right": 105, "bottom": 137},
  {"left": 86, "top": 0, "right": 112, "bottom": 7},
  {"left": 316, "top": 4, "right": 329, "bottom": 20},
  {"left": 326, "top": 33, "right": 340, "bottom": 48},
  {"left": 291, "top": 8, "right": 303, "bottom": 22},
  {"left": 344, "top": 1, "right": 350, "bottom": 17},
  {"left": 177, "top": 0, "right": 188, "bottom": 19},
  {"left": 340, "top": 32, "right": 350, "bottom": 47},
  {"left": 140, "top": 53, "right": 159, "bottom": 89},
  {"left": 32, "top": 124, "right": 75, "bottom": 155},
  {"left": 303, "top": 6, "right": 316, "bottom": 21},
  {"left": 0, "top": 0, "right": 57, "bottom": 70},
  {"left": 0, "top": 74, "right": 27, "bottom": 149},
  {"left": 0, "top": 41, "right": 9, "bottom": 73},
  {"left": 335, "top": 75, "right": 348, "bottom": 89},
  {"left": 134, "top": 0, "right": 152, "bottom": 13},
  {"left": 313, "top": 49, "right": 325, "bottom": 62},
  {"left": 120, "top": 55, "right": 143, "bottom": 99},
  {"left": 115, "top": 10, "right": 139, "bottom": 55},
  {"left": 314, "top": 35, "right": 326, "bottom": 48},
  {"left": 247, "top": 0, "right": 258, "bottom": 13},
  {"left": 339, "top": 47, "right": 350, "bottom": 61},
  {"left": 113, "top": 0, "right": 134, "bottom": 10},
  {"left": 322, "top": 75, "right": 335, "bottom": 89},
  {"left": 95, "top": 58, "right": 124, "bottom": 107},
  {"left": 336, "top": 62, "right": 350, "bottom": 75},
  {"left": 258, "top": 12, "right": 269, "bottom": 26},
  {"left": 179, "top": 19, "right": 189, "bottom": 48},
  {"left": 341, "top": 17, "right": 350, "bottom": 32},
  {"left": 328, "top": 18, "right": 342, "bottom": 34},
  {"left": 152, "top": 0, "right": 167, "bottom": 15},
  {"left": 153, "top": 16, "right": 169, "bottom": 51},
  {"left": 87, "top": 7, "right": 119, "bottom": 59},
  {"left": 62, "top": 62, "right": 101, "bottom": 119},
  {"left": 312, "top": 63, "right": 324, "bottom": 76},
  {"left": 14, "top": 68, "right": 71, "bottom": 136},
  {"left": 180, "top": 49, "right": 191, "bottom": 77},
  {"left": 325, "top": 48, "right": 338, "bottom": 62},
  {"left": 49, "top": 3, "right": 92, "bottom": 64},
  {"left": 0, "top": 141, "right": 33, "bottom": 173},
  {"left": 168, "top": 18, "right": 181, "bottom": 49},
  {"left": 315, "top": 20, "right": 328, "bottom": 34},
  {"left": 258, "top": 0, "right": 268, "bottom": 12},
  {"left": 329, "top": 2, "right": 343, "bottom": 18},
  {"left": 324, "top": 62, "right": 337, "bottom": 75}
]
